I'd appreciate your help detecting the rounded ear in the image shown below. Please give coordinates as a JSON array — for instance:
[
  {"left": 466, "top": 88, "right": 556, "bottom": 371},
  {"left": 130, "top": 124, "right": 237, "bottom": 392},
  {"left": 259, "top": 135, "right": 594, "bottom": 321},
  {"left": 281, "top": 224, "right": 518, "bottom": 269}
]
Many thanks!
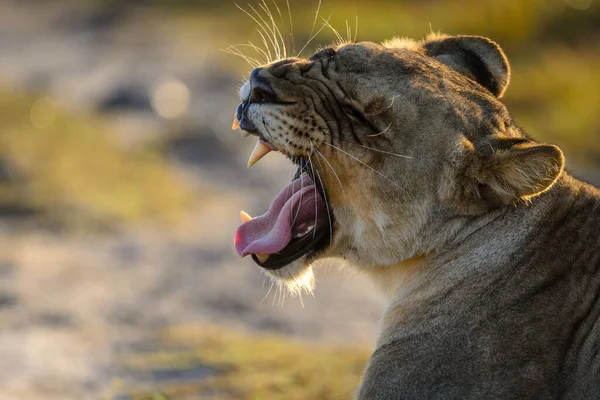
[
  {"left": 423, "top": 35, "right": 510, "bottom": 98},
  {"left": 469, "top": 137, "right": 564, "bottom": 204}
]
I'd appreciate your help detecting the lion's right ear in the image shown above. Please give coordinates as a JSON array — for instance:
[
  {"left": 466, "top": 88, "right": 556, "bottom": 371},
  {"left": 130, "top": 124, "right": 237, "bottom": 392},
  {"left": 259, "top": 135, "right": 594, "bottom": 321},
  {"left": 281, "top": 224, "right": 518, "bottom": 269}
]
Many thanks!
[
  {"left": 422, "top": 34, "right": 510, "bottom": 98},
  {"left": 467, "top": 136, "right": 564, "bottom": 205}
]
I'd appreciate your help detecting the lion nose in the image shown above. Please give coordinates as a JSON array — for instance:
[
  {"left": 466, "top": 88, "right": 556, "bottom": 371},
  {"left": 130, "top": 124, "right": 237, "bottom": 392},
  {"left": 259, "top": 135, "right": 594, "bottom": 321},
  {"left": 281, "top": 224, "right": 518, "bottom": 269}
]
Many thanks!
[
  {"left": 248, "top": 68, "right": 278, "bottom": 104},
  {"left": 236, "top": 68, "right": 279, "bottom": 134},
  {"left": 236, "top": 102, "right": 257, "bottom": 133}
]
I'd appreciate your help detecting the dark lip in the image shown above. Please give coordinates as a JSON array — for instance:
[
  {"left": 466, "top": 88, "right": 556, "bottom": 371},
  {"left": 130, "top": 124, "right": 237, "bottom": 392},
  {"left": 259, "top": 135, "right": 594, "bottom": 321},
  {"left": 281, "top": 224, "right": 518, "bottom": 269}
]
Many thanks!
[
  {"left": 236, "top": 99, "right": 298, "bottom": 137},
  {"left": 252, "top": 159, "right": 333, "bottom": 270}
]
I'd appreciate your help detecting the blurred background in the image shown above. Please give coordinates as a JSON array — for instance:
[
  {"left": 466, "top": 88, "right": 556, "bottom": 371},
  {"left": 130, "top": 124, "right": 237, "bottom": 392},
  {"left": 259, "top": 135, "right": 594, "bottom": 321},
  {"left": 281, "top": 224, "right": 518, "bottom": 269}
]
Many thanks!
[{"left": 0, "top": 0, "right": 598, "bottom": 399}]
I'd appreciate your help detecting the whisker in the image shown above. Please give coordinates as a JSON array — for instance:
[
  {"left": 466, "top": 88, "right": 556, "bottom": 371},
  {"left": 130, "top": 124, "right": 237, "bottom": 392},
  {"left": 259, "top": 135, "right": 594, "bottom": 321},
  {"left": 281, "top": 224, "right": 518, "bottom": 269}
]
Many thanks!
[
  {"left": 270, "top": 0, "right": 284, "bottom": 22},
  {"left": 298, "top": 291, "right": 305, "bottom": 308},
  {"left": 281, "top": 142, "right": 298, "bottom": 205},
  {"left": 272, "top": 282, "right": 278, "bottom": 306},
  {"left": 229, "top": 42, "right": 269, "bottom": 64},
  {"left": 221, "top": 46, "right": 260, "bottom": 68},
  {"left": 245, "top": 41, "right": 270, "bottom": 63},
  {"left": 297, "top": 14, "right": 331, "bottom": 57},
  {"left": 271, "top": 0, "right": 293, "bottom": 55},
  {"left": 313, "top": 164, "right": 334, "bottom": 246},
  {"left": 323, "top": 142, "right": 401, "bottom": 188},
  {"left": 264, "top": 0, "right": 287, "bottom": 58},
  {"left": 366, "top": 121, "right": 393, "bottom": 137},
  {"left": 256, "top": 29, "right": 274, "bottom": 62},
  {"left": 290, "top": 158, "right": 305, "bottom": 228},
  {"left": 321, "top": 17, "right": 344, "bottom": 45},
  {"left": 307, "top": 144, "right": 319, "bottom": 239},
  {"left": 286, "top": 0, "right": 295, "bottom": 54},
  {"left": 260, "top": 279, "right": 275, "bottom": 304},
  {"left": 308, "top": 140, "right": 334, "bottom": 246},
  {"left": 235, "top": 5, "right": 272, "bottom": 62},
  {"left": 365, "top": 95, "right": 400, "bottom": 117},
  {"left": 309, "top": 0, "right": 322, "bottom": 42},
  {"left": 279, "top": 280, "right": 287, "bottom": 307},
  {"left": 345, "top": 19, "right": 351, "bottom": 43},
  {"left": 259, "top": 1, "right": 287, "bottom": 59},
  {"left": 354, "top": 14, "right": 359, "bottom": 42},
  {"left": 297, "top": 0, "right": 322, "bottom": 57},
  {"left": 236, "top": 4, "right": 276, "bottom": 61},
  {"left": 313, "top": 146, "right": 345, "bottom": 196},
  {"left": 248, "top": 3, "right": 281, "bottom": 59},
  {"left": 357, "top": 143, "right": 413, "bottom": 159}
]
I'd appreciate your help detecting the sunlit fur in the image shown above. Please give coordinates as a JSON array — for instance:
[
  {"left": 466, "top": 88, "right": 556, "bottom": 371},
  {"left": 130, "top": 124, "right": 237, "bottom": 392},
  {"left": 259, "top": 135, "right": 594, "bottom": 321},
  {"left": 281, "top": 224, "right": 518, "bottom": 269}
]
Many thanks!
[
  {"left": 239, "top": 36, "right": 547, "bottom": 287},
  {"left": 232, "top": 5, "right": 600, "bottom": 398}
]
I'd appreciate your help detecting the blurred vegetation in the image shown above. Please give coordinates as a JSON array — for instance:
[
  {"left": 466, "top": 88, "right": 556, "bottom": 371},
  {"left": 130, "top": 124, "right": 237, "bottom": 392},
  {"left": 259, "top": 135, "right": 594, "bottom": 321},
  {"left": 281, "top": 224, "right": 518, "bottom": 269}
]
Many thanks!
[
  {"left": 115, "top": 324, "right": 369, "bottom": 400},
  {"left": 0, "top": 90, "right": 192, "bottom": 228}
]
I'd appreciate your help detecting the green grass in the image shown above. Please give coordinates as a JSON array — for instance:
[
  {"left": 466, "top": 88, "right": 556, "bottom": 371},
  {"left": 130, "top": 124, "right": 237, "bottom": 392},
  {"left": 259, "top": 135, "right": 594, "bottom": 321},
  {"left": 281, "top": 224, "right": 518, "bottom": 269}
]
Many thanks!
[
  {"left": 115, "top": 324, "right": 370, "bottom": 400},
  {"left": 0, "top": 90, "right": 193, "bottom": 227}
]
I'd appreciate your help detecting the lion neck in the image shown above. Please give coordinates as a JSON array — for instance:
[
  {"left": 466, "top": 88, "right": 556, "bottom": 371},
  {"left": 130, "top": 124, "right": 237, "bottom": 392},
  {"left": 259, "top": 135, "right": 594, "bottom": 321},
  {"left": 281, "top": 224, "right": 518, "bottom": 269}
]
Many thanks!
[{"left": 361, "top": 255, "right": 427, "bottom": 300}]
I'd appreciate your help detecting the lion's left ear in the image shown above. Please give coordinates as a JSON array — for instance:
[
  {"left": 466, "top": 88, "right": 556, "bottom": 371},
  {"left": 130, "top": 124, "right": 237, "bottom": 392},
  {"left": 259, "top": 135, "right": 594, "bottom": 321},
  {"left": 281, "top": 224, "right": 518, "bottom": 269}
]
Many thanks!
[
  {"left": 423, "top": 35, "right": 510, "bottom": 98},
  {"left": 469, "top": 136, "right": 564, "bottom": 204}
]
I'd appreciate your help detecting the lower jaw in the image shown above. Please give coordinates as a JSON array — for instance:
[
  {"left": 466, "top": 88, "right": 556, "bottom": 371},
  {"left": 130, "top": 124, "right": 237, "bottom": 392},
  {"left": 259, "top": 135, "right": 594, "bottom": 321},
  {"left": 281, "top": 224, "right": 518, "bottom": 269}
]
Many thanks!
[
  {"left": 260, "top": 259, "right": 315, "bottom": 286},
  {"left": 252, "top": 225, "right": 329, "bottom": 270}
]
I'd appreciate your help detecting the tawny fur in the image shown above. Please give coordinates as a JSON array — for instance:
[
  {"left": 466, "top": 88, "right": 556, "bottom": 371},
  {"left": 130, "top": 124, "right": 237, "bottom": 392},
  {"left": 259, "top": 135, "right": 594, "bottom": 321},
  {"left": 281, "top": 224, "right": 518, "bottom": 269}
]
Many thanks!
[{"left": 237, "top": 34, "right": 600, "bottom": 399}]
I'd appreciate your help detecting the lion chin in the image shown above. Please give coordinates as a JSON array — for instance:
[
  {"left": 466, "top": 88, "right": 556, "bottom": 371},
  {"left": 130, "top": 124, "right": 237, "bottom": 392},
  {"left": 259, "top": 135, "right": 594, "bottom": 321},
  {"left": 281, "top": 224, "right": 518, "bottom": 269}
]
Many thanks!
[
  {"left": 231, "top": 32, "right": 600, "bottom": 399},
  {"left": 262, "top": 260, "right": 316, "bottom": 297}
]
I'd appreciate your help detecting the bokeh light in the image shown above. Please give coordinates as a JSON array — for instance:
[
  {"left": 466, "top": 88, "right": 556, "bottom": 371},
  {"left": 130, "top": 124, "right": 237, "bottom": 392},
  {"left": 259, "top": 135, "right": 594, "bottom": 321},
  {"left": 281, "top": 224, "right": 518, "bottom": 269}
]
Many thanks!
[{"left": 150, "top": 77, "right": 190, "bottom": 120}]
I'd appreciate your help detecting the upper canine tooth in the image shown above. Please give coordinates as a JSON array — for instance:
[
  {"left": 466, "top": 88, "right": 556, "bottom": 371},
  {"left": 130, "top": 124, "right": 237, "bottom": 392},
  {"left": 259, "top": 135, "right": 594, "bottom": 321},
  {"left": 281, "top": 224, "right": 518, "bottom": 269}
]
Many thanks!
[
  {"left": 240, "top": 210, "right": 252, "bottom": 223},
  {"left": 232, "top": 115, "right": 240, "bottom": 130},
  {"left": 247, "top": 140, "right": 271, "bottom": 168}
]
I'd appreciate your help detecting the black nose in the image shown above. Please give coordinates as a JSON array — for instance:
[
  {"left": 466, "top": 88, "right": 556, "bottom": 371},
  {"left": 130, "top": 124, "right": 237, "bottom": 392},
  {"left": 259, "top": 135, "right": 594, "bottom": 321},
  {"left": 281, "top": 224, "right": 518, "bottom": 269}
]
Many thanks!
[
  {"left": 248, "top": 68, "right": 278, "bottom": 104},
  {"left": 236, "top": 102, "right": 257, "bottom": 133},
  {"left": 236, "top": 68, "right": 279, "bottom": 134}
]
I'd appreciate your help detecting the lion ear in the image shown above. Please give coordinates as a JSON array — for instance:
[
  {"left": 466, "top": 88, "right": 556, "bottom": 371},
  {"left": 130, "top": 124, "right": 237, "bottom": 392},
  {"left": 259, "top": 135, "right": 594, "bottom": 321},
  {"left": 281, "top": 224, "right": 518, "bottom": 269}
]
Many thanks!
[
  {"left": 469, "top": 137, "right": 564, "bottom": 204},
  {"left": 423, "top": 35, "right": 510, "bottom": 98}
]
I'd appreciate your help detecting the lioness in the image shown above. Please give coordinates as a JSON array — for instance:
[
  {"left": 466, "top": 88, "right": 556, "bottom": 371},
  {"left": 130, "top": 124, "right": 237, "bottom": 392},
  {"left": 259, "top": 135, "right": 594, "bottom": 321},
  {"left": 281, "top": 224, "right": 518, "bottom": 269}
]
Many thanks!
[{"left": 232, "top": 34, "right": 600, "bottom": 399}]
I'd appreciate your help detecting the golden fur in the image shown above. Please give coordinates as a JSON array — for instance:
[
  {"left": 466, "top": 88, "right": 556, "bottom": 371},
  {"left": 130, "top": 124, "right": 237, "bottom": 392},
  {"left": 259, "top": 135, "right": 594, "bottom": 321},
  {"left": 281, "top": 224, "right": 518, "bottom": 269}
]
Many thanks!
[{"left": 236, "top": 34, "right": 600, "bottom": 398}]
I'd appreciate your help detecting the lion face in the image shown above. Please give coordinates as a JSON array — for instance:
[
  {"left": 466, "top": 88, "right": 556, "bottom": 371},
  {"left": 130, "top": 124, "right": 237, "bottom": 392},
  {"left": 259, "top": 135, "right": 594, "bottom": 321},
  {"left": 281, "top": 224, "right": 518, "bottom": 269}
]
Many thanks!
[{"left": 233, "top": 35, "right": 563, "bottom": 287}]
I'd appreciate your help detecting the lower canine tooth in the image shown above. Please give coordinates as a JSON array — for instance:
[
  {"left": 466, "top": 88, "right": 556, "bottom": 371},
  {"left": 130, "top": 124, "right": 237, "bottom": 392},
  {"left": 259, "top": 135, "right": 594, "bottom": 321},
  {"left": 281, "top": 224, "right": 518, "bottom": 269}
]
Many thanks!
[
  {"left": 240, "top": 210, "right": 252, "bottom": 223},
  {"left": 295, "top": 225, "right": 315, "bottom": 238},
  {"left": 232, "top": 115, "right": 240, "bottom": 130},
  {"left": 255, "top": 253, "right": 269, "bottom": 262},
  {"left": 247, "top": 140, "right": 272, "bottom": 168}
]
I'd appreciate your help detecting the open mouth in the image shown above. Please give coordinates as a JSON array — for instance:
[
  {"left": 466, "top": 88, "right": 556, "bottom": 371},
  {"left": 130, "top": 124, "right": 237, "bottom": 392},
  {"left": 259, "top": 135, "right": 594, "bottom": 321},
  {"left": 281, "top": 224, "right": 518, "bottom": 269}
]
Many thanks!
[{"left": 234, "top": 138, "right": 332, "bottom": 270}]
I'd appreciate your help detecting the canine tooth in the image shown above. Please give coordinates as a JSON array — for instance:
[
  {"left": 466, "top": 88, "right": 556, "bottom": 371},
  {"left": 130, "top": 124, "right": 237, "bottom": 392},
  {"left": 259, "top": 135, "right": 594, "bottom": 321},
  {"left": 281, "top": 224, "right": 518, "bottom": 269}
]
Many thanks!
[
  {"left": 247, "top": 140, "right": 271, "bottom": 168},
  {"left": 232, "top": 115, "right": 239, "bottom": 130},
  {"left": 255, "top": 253, "right": 269, "bottom": 262},
  {"left": 240, "top": 210, "right": 252, "bottom": 223}
]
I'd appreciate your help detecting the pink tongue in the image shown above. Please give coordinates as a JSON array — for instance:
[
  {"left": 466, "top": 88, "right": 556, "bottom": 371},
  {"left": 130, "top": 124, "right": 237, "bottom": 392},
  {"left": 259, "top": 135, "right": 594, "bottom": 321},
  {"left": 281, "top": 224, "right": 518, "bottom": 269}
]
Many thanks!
[{"left": 235, "top": 174, "right": 326, "bottom": 257}]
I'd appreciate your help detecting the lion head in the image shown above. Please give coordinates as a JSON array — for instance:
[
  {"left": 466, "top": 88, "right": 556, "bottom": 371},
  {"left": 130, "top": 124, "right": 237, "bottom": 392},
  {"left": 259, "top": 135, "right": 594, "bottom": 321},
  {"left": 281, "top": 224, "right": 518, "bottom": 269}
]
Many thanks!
[{"left": 233, "top": 34, "right": 564, "bottom": 291}]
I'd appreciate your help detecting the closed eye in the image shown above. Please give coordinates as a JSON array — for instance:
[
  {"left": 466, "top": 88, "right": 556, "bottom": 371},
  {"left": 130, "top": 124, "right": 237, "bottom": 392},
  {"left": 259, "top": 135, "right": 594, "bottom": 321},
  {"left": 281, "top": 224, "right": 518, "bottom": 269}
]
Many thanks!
[{"left": 341, "top": 103, "right": 379, "bottom": 132}]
